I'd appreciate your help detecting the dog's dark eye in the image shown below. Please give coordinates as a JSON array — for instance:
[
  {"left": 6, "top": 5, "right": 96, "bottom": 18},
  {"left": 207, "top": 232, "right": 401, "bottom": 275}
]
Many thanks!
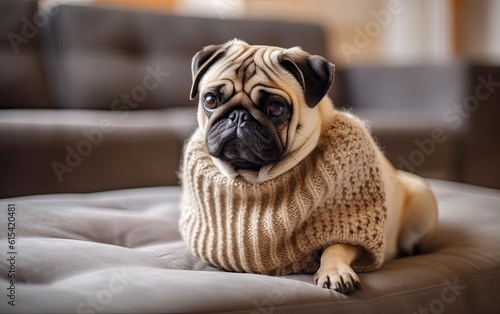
[
  {"left": 203, "top": 93, "right": 218, "bottom": 110},
  {"left": 267, "top": 102, "right": 285, "bottom": 117}
]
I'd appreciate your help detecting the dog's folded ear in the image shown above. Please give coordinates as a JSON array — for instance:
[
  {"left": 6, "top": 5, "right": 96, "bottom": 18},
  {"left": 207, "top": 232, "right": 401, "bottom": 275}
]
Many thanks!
[
  {"left": 190, "top": 44, "right": 226, "bottom": 99},
  {"left": 278, "top": 48, "right": 335, "bottom": 108}
]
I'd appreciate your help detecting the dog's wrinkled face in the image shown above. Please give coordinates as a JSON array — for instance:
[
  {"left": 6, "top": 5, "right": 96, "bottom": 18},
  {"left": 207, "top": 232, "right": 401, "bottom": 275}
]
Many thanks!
[
  {"left": 190, "top": 39, "right": 335, "bottom": 180},
  {"left": 202, "top": 89, "right": 290, "bottom": 170}
]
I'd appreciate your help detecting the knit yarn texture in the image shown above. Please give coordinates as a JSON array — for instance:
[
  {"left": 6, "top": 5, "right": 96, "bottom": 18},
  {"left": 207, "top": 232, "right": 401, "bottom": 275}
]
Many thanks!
[{"left": 179, "top": 112, "right": 387, "bottom": 276}]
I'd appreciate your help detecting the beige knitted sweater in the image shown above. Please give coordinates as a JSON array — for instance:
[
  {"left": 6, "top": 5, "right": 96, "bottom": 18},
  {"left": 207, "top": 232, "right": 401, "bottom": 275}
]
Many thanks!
[{"left": 179, "top": 112, "right": 387, "bottom": 276}]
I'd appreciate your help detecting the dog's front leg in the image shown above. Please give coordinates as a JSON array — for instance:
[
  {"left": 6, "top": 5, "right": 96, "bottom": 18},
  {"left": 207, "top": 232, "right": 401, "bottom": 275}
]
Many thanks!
[{"left": 313, "top": 244, "right": 363, "bottom": 294}]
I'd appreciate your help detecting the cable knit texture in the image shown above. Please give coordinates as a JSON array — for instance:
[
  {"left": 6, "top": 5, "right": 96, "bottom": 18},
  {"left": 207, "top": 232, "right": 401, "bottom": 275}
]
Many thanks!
[{"left": 179, "top": 111, "right": 387, "bottom": 275}]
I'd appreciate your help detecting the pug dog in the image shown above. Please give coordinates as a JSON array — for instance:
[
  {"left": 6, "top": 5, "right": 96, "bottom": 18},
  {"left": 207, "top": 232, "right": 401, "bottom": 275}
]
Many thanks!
[{"left": 179, "top": 39, "right": 438, "bottom": 294}]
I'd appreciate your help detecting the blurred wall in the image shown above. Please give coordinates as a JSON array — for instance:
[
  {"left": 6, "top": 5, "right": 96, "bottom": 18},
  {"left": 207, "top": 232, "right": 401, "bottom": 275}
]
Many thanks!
[
  {"left": 177, "top": 0, "right": 500, "bottom": 66},
  {"left": 242, "top": 0, "right": 455, "bottom": 65},
  {"left": 458, "top": 0, "right": 500, "bottom": 63},
  {"left": 243, "top": 0, "right": 386, "bottom": 65},
  {"left": 93, "top": 0, "right": 174, "bottom": 11}
]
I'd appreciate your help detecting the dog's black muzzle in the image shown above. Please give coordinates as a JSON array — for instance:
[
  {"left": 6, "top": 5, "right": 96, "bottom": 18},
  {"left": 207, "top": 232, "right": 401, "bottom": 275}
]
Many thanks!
[{"left": 206, "top": 107, "right": 284, "bottom": 170}]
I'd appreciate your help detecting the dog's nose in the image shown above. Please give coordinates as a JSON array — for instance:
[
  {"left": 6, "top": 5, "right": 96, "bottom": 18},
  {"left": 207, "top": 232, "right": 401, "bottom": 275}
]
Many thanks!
[{"left": 229, "top": 109, "right": 251, "bottom": 126}]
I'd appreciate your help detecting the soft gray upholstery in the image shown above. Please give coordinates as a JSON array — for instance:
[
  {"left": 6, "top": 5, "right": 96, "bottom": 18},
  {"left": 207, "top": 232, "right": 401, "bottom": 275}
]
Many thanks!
[{"left": 1, "top": 180, "right": 499, "bottom": 313}]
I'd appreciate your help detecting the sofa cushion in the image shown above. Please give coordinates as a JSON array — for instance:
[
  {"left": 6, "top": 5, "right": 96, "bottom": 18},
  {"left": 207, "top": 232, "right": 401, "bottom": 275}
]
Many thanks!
[
  {"left": 1, "top": 180, "right": 499, "bottom": 313},
  {"left": 0, "top": 107, "right": 197, "bottom": 198}
]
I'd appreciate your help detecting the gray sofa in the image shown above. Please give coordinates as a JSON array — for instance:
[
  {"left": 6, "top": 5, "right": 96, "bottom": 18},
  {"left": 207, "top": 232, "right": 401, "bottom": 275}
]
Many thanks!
[
  {"left": 2, "top": 181, "right": 500, "bottom": 313},
  {"left": 1, "top": 1, "right": 500, "bottom": 313}
]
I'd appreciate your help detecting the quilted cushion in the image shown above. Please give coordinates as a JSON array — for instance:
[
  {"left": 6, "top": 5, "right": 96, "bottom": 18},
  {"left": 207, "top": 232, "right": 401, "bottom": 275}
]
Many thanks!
[{"left": 1, "top": 180, "right": 499, "bottom": 313}]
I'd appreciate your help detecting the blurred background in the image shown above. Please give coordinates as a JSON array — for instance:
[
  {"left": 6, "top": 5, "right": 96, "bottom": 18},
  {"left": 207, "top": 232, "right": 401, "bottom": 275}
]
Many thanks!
[
  {"left": 62, "top": 0, "right": 500, "bottom": 65},
  {"left": 1, "top": 0, "right": 499, "bottom": 198}
]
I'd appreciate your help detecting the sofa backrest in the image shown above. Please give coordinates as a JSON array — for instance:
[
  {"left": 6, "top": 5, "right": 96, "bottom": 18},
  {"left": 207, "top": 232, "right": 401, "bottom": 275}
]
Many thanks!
[
  {"left": 338, "top": 63, "right": 470, "bottom": 113},
  {"left": 42, "top": 4, "right": 328, "bottom": 110},
  {"left": 0, "top": 0, "right": 51, "bottom": 109}
]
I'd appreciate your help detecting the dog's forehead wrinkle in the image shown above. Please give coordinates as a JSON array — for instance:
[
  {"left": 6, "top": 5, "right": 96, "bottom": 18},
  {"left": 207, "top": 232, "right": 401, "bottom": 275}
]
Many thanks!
[{"left": 239, "top": 60, "right": 257, "bottom": 84}]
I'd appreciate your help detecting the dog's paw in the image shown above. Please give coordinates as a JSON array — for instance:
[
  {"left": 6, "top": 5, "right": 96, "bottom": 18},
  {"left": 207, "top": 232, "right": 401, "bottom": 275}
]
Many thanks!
[{"left": 313, "top": 264, "right": 361, "bottom": 294}]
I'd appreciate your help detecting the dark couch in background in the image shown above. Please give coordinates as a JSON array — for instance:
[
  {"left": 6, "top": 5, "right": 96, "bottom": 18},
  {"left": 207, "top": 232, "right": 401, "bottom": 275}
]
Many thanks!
[
  {"left": 1, "top": 1, "right": 500, "bottom": 314},
  {"left": 1, "top": 2, "right": 499, "bottom": 199},
  {"left": 337, "top": 63, "right": 500, "bottom": 188},
  {"left": 0, "top": 0, "right": 327, "bottom": 198}
]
